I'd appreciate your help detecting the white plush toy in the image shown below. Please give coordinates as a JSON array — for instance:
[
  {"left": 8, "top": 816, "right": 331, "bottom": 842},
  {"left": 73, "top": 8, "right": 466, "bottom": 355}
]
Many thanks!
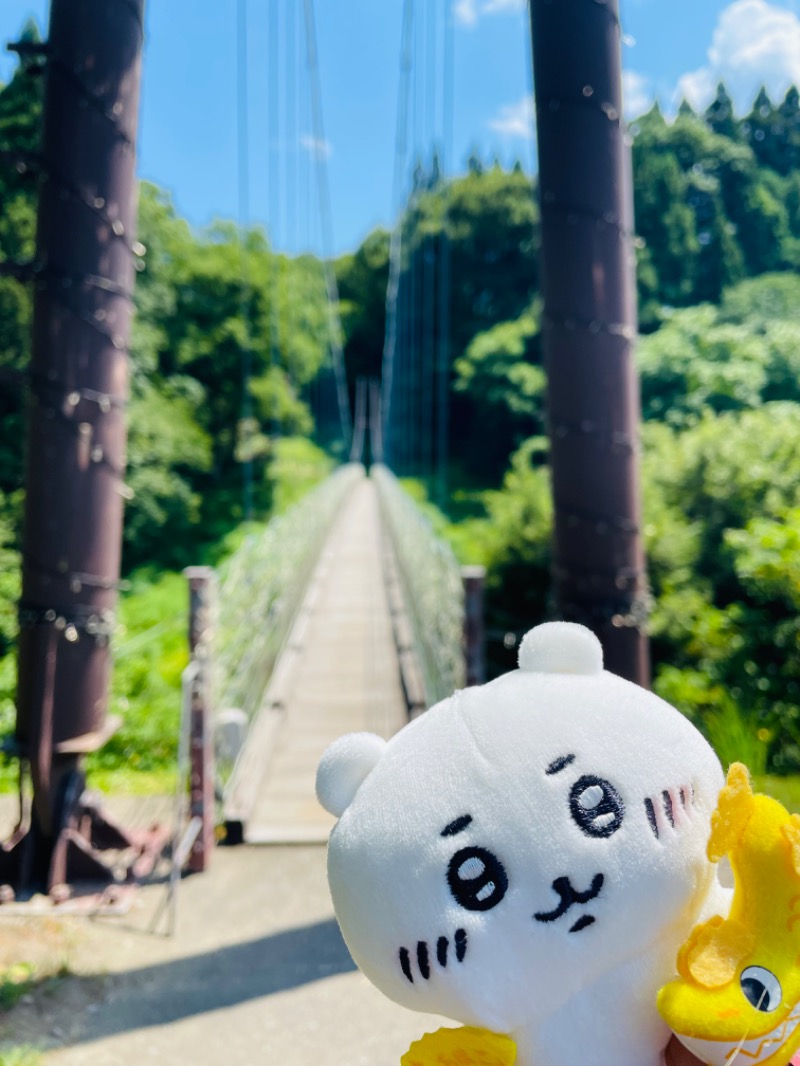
[{"left": 316, "top": 622, "right": 728, "bottom": 1066}]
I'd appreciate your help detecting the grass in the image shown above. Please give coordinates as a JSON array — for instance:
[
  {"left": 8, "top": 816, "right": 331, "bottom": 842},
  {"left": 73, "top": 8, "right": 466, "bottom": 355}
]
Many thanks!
[
  {"left": 753, "top": 774, "right": 800, "bottom": 812},
  {"left": 0, "top": 966, "right": 37, "bottom": 1012},
  {"left": 0, "top": 962, "right": 69, "bottom": 1066},
  {"left": 86, "top": 766, "right": 177, "bottom": 795},
  {"left": 0, "top": 1048, "right": 41, "bottom": 1066}
]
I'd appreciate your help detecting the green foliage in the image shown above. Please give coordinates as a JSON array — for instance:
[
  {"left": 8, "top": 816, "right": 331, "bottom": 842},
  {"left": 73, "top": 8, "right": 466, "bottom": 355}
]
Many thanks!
[
  {"left": 132, "top": 184, "right": 333, "bottom": 553},
  {"left": 0, "top": 30, "right": 41, "bottom": 500},
  {"left": 387, "top": 164, "right": 540, "bottom": 482},
  {"left": 90, "top": 572, "right": 189, "bottom": 776},
  {"left": 123, "top": 379, "right": 212, "bottom": 570},
  {"left": 0, "top": 1048, "right": 41, "bottom": 1066},
  {"left": 336, "top": 228, "right": 390, "bottom": 393},
  {"left": 0, "top": 495, "right": 20, "bottom": 660},
  {"left": 431, "top": 440, "right": 553, "bottom": 677},
  {"left": 638, "top": 274, "right": 800, "bottom": 426},
  {"left": 631, "top": 94, "right": 800, "bottom": 320},
  {"left": 267, "top": 435, "right": 335, "bottom": 514},
  {"left": 0, "top": 964, "right": 36, "bottom": 1011},
  {"left": 639, "top": 406, "right": 800, "bottom": 772},
  {"left": 453, "top": 308, "right": 544, "bottom": 477}
]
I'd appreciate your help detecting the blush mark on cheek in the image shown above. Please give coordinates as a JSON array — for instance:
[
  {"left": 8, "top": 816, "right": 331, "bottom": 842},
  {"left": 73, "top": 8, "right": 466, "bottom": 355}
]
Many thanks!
[
  {"left": 645, "top": 782, "right": 696, "bottom": 841},
  {"left": 669, "top": 786, "right": 688, "bottom": 829}
]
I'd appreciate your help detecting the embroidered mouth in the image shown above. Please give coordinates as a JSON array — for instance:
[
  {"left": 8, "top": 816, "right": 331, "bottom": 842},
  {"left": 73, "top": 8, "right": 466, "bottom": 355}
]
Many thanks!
[{"left": 533, "top": 872, "right": 604, "bottom": 932}]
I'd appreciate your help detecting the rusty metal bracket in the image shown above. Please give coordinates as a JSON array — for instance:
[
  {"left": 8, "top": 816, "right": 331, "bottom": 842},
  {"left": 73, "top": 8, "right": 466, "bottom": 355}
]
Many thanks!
[{"left": 0, "top": 767, "right": 170, "bottom": 903}]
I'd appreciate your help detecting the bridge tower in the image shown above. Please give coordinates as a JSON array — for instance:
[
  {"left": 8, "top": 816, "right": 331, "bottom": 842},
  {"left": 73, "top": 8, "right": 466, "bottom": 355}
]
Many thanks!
[
  {"left": 530, "top": 0, "right": 650, "bottom": 686},
  {"left": 4, "top": 0, "right": 146, "bottom": 894}
]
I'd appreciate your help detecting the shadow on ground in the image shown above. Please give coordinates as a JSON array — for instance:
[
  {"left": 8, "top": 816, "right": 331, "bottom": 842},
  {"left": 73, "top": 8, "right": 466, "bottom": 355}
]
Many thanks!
[{"left": 40, "top": 917, "right": 357, "bottom": 1047}]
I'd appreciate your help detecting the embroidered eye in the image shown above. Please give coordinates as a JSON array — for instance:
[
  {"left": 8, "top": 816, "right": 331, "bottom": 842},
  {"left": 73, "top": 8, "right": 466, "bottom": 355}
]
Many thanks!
[
  {"left": 740, "top": 966, "right": 782, "bottom": 1012},
  {"left": 446, "top": 846, "right": 508, "bottom": 912},
  {"left": 569, "top": 775, "right": 624, "bottom": 838}
]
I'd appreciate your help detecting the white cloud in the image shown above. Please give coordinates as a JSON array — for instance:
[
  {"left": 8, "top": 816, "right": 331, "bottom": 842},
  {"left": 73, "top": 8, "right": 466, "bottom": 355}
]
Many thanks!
[
  {"left": 677, "top": 0, "right": 800, "bottom": 112},
  {"left": 489, "top": 94, "right": 536, "bottom": 140},
  {"left": 483, "top": 0, "right": 526, "bottom": 13},
  {"left": 454, "top": 0, "right": 525, "bottom": 27},
  {"left": 622, "top": 70, "right": 653, "bottom": 119},
  {"left": 454, "top": 0, "right": 479, "bottom": 26},
  {"left": 300, "top": 134, "right": 332, "bottom": 161}
]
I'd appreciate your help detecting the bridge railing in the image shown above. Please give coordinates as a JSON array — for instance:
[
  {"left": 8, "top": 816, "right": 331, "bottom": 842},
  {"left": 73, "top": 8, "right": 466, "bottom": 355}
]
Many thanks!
[
  {"left": 214, "top": 463, "right": 363, "bottom": 781},
  {"left": 372, "top": 465, "right": 465, "bottom": 707}
]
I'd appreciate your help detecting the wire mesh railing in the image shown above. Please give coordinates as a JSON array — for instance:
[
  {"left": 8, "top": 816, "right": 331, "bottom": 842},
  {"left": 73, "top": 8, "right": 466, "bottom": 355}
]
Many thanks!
[
  {"left": 214, "top": 463, "right": 363, "bottom": 778},
  {"left": 372, "top": 464, "right": 464, "bottom": 706}
]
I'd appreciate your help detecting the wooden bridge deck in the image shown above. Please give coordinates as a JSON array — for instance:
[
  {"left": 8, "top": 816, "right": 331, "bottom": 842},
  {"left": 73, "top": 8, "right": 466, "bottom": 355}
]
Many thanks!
[{"left": 244, "top": 472, "right": 409, "bottom": 844}]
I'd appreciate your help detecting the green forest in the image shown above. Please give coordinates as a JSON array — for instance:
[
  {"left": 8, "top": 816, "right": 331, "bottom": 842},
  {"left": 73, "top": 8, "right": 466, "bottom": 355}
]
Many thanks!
[{"left": 2, "top": 29, "right": 800, "bottom": 785}]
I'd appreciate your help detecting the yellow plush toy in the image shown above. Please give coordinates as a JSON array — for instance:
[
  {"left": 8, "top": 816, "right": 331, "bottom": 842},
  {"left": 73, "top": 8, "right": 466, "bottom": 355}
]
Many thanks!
[
  {"left": 658, "top": 763, "right": 800, "bottom": 1066},
  {"left": 401, "top": 1026, "right": 516, "bottom": 1066}
]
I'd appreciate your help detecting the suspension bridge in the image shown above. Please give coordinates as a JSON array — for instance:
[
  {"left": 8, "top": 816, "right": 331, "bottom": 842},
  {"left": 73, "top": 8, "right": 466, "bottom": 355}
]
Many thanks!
[
  {"left": 215, "top": 457, "right": 468, "bottom": 848},
  {"left": 0, "top": 0, "right": 656, "bottom": 1061}
]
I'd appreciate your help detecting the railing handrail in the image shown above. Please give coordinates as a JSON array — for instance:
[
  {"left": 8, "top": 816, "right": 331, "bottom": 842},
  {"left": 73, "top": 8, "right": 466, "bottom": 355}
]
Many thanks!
[
  {"left": 214, "top": 463, "right": 364, "bottom": 754},
  {"left": 372, "top": 464, "right": 465, "bottom": 706}
]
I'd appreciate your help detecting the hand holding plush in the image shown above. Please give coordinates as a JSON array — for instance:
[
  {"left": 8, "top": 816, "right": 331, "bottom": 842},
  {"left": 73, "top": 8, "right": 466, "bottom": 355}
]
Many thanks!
[
  {"left": 658, "top": 763, "right": 800, "bottom": 1066},
  {"left": 317, "top": 623, "right": 726, "bottom": 1066}
]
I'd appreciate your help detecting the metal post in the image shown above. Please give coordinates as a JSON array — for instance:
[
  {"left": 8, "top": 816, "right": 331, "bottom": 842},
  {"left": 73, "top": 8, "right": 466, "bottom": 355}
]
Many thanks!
[
  {"left": 529, "top": 0, "right": 650, "bottom": 686},
  {"left": 462, "top": 566, "right": 486, "bottom": 687},
  {"left": 14, "top": 0, "right": 144, "bottom": 865},
  {"left": 185, "top": 567, "right": 217, "bottom": 873}
]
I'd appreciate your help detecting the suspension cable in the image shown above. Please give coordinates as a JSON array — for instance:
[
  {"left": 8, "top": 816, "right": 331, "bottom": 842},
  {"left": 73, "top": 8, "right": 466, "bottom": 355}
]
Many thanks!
[
  {"left": 436, "top": 0, "right": 454, "bottom": 506},
  {"left": 380, "top": 0, "right": 415, "bottom": 467},
  {"left": 302, "top": 0, "right": 353, "bottom": 454},
  {"left": 425, "top": 0, "right": 440, "bottom": 483},
  {"left": 268, "top": 0, "right": 282, "bottom": 440},
  {"left": 237, "top": 0, "right": 254, "bottom": 520}
]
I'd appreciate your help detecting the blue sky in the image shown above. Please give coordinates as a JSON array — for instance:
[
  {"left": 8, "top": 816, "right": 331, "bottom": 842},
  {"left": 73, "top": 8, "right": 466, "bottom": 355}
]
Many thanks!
[{"left": 2, "top": 1, "right": 800, "bottom": 255}]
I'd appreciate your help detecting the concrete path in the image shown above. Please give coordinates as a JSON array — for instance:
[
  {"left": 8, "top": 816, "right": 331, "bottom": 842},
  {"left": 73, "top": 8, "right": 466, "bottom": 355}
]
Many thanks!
[
  {"left": 6, "top": 845, "right": 446, "bottom": 1066},
  {"left": 245, "top": 475, "right": 408, "bottom": 844}
]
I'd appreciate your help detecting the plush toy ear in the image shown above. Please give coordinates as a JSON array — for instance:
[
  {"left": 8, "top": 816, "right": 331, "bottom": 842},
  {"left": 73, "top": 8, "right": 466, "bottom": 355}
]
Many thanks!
[{"left": 316, "top": 732, "right": 387, "bottom": 817}]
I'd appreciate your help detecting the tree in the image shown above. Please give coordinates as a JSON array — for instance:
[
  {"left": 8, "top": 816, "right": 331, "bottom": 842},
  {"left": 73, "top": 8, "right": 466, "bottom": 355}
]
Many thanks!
[
  {"left": 0, "top": 22, "right": 43, "bottom": 502},
  {"left": 743, "top": 86, "right": 777, "bottom": 169},
  {"left": 637, "top": 275, "right": 800, "bottom": 426},
  {"left": 641, "top": 405, "right": 800, "bottom": 771},
  {"left": 453, "top": 308, "right": 545, "bottom": 478},
  {"left": 633, "top": 149, "right": 698, "bottom": 305},
  {"left": 336, "top": 228, "right": 390, "bottom": 398},
  {"left": 775, "top": 87, "right": 800, "bottom": 174},
  {"left": 705, "top": 82, "right": 738, "bottom": 140}
]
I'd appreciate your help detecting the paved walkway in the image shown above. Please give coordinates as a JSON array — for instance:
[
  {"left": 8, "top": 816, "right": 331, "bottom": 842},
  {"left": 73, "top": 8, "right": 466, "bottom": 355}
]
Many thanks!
[
  {"left": 246, "top": 474, "right": 409, "bottom": 843},
  {"left": 10, "top": 845, "right": 445, "bottom": 1066}
]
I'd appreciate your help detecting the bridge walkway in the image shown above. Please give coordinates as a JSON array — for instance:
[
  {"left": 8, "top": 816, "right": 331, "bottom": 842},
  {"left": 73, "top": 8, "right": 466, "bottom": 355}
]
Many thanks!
[{"left": 244, "top": 472, "right": 409, "bottom": 844}]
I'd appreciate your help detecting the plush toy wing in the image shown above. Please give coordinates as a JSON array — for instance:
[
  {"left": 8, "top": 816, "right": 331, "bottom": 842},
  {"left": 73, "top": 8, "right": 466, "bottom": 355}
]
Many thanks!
[
  {"left": 401, "top": 1027, "right": 516, "bottom": 1066},
  {"left": 658, "top": 763, "right": 800, "bottom": 1066}
]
